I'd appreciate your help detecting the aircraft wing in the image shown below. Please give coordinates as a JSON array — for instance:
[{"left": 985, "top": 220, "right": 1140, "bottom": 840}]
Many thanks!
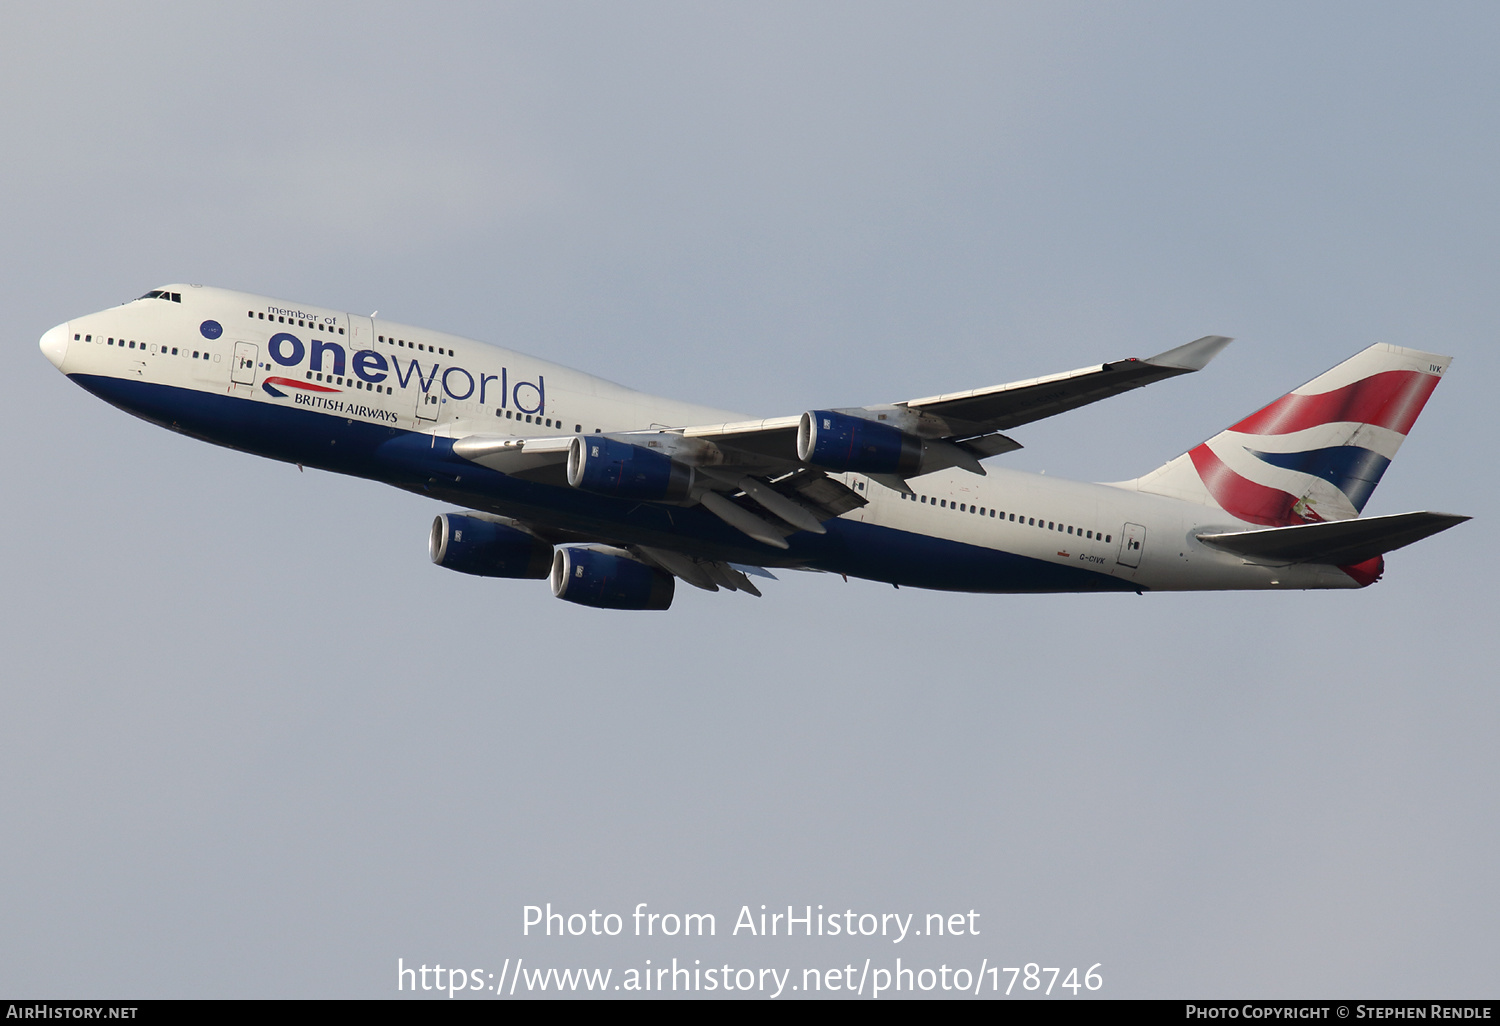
[
  {"left": 679, "top": 334, "right": 1233, "bottom": 471},
  {"left": 898, "top": 334, "right": 1233, "bottom": 434},
  {"left": 451, "top": 335, "right": 1231, "bottom": 552},
  {"left": 455, "top": 335, "right": 1230, "bottom": 473}
]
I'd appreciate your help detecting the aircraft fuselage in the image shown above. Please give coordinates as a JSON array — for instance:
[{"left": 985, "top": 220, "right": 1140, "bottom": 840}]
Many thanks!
[{"left": 41, "top": 284, "right": 1377, "bottom": 596}]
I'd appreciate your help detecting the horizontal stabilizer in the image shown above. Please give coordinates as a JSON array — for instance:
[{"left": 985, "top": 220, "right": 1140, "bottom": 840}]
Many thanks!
[{"left": 1197, "top": 511, "right": 1469, "bottom": 566}]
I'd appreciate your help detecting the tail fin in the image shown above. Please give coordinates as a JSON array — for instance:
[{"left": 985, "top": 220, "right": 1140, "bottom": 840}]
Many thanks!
[{"left": 1129, "top": 344, "right": 1451, "bottom": 525}]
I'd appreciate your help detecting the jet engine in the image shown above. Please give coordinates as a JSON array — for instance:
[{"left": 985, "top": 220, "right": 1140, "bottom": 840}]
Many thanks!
[
  {"left": 797, "top": 409, "right": 923, "bottom": 475},
  {"left": 549, "top": 547, "right": 675, "bottom": 611},
  {"left": 429, "top": 513, "right": 553, "bottom": 579},
  {"left": 567, "top": 436, "right": 696, "bottom": 502}
]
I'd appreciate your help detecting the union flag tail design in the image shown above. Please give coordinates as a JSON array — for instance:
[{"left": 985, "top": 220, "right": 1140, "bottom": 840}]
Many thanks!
[{"left": 1129, "top": 344, "right": 1450, "bottom": 526}]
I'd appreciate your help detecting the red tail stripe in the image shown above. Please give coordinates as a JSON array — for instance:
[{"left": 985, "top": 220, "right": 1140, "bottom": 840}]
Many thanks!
[
  {"left": 1229, "top": 370, "right": 1439, "bottom": 437},
  {"left": 1189, "top": 444, "right": 1314, "bottom": 527}
]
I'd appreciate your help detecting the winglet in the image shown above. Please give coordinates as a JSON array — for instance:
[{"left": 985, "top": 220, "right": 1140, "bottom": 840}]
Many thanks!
[{"left": 1146, "top": 335, "right": 1233, "bottom": 372}]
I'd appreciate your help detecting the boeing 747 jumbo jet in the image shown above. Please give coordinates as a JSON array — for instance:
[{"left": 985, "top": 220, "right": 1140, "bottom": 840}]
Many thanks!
[{"left": 40, "top": 285, "right": 1466, "bottom": 610}]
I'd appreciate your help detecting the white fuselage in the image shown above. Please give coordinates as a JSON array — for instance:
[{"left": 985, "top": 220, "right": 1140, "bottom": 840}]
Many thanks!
[{"left": 42, "top": 285, "right": 1361, "bottom": 594}]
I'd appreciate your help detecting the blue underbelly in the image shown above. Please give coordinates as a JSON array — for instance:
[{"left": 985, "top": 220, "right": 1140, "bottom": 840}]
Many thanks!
[{"left": 73, "top": 374, "right": 1135, "bottom": 594}]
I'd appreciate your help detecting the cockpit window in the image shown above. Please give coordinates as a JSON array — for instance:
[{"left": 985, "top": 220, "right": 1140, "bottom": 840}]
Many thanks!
[{"left": 137, "top": 290, "right": 182, "bottom": 302}]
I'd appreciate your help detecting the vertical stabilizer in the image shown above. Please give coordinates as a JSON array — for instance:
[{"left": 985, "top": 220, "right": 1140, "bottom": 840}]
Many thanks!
[{"left": 1127, "top": 344, "right": 1450, "bottom": 526}]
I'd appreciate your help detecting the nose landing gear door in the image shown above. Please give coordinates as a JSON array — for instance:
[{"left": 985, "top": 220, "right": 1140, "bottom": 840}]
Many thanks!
[{"left": 231, "top": 342, "right": 258, "bottom": 386}]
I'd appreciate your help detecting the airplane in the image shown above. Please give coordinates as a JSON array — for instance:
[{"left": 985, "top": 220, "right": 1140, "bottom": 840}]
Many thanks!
[{"left": 39, "top": 284, "right": 1467, "bottom": 610}]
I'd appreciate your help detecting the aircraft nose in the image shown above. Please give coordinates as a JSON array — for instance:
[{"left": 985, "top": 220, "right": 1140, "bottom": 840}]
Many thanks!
[{"left": 40, "top": 322, "right": 69, "bottom": 370}]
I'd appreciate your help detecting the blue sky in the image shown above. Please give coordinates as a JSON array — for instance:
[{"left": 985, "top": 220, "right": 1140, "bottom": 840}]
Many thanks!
[{"left": 2, "top": 2, "right": 1495, "bottom": 998}]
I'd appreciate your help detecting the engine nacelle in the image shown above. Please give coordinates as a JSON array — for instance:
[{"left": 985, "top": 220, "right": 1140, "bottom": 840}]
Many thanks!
[
  {"left": 797, "top": 409, "right": 923, "bottom": 475},
  {"left": 567, "top": 436, "right": 695, "bottom": 502},
  {"left": 429, "top": 513, "right": 553, "bottom": 579},
  {"left": 549, "top": 547, "right": 675, "bottom": 611}
]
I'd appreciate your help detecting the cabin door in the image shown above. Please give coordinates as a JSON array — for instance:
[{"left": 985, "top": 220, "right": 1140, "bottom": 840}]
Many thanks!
[
  {"left": 231, "top": 342, "right": 258, "bottom": 385},
  {"left": 1117, "top": 523, "right": 1146, "bottom": 568}
]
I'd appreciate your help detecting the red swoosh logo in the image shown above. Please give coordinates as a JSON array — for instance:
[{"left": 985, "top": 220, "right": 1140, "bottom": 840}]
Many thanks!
[{"left": 265, "top": 376, "right": 342, "bottom": 393}]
